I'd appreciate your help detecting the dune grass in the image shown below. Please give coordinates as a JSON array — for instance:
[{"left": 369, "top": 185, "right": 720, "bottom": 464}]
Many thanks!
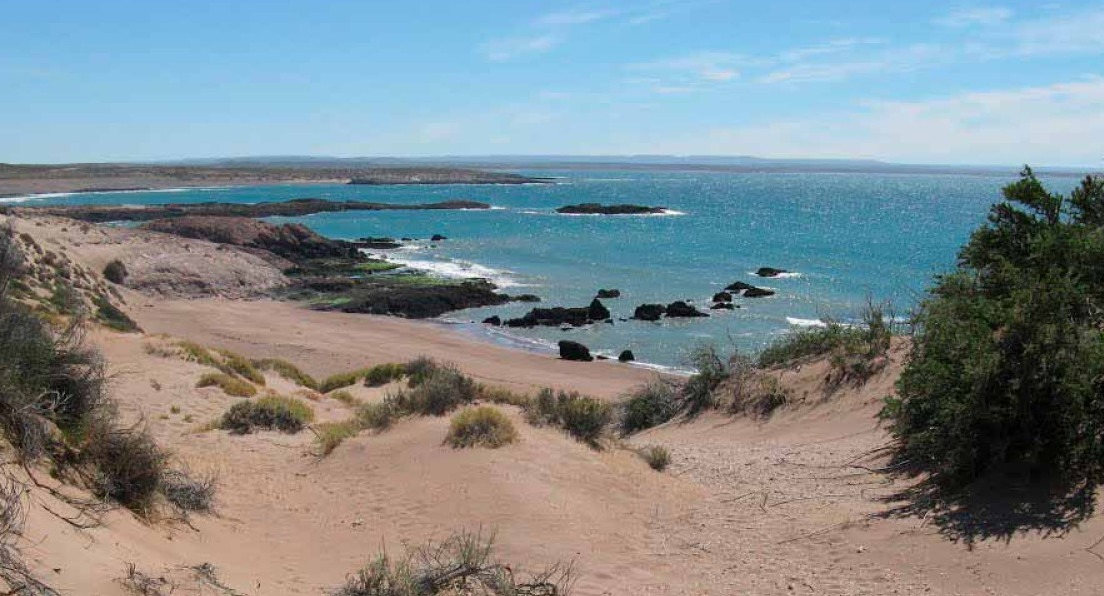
[
  {"left": 525, "top": 388, "right": 612, "bottom": 447},
  {"left": 252, "top": 357, "right": 318, "bottom": 389},
  {"left": 219, "top": 395, "right": 314, "bottom": 434},
  {"left": 196, "top": 372, "right": 257, "bottom": 398},
  {"left": 445, "top": 406, "right": 518, "bottom": 449}
]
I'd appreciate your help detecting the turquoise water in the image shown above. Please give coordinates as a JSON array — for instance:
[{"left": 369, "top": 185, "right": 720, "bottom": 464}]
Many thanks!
[{"left": 12, "top": 171, "right": 1082, "bottom": 370}]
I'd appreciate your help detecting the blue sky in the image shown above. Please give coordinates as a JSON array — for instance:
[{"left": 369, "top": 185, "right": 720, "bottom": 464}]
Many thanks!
[{"left": 3, "top": 0, "right": 1104, "bottom": 166}]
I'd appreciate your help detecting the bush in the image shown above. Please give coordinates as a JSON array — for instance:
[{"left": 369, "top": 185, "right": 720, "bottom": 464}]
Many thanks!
[
  {"left": 525, "top": 389, "right": 611, "bottom": 446},
  {"left": 390, "top": 365, "right": 476, "bottom": 416},
  {"left": 314, "top": 420, "right": 362, "bottom": 456},
  {"left": 196, "top": 372, "right": 257, "bottom": 398},
  {"left": 364, "top": 363, "right": 406, "bottom": 387},
  {"left": 219, "top": 396, "right": 314, "bottom": 434},
  {"left": 85, "top": 423, "right": 168, "bottom": 513},
  {"left": 320, "top": 369, "right": 367, "bottom": 393},
  {"left": 886, "top": 168, "right": 1104, "bottom": 486},
  {"left": 620, "top": 379, "right": 679, "bottom": 435},
  {"left": 92, "top": 294, "right": 140, "bottom": 333},
  {"left": 102, "top": 259, "right": 127, "bottom": 284},
  {"left": 159, "top": 468, "right": 217, "bottom": 512},
  {"left": 252, "top": 358, "right": 317, "bottom": 389},
  {"left": 334, "top": 530, "right": 573, "bottom": 596},
  {"left": 680, "top": 345, "right": 731, "bottom": 414},
  {"left": 639, "top": 445, "right": 671, "bottom": 471},
  {"left": 476, "top": 384, "right": 531, "bottom": 407},
  {"left": 358, "top": 401, "right": 398, "bottom": 432},
  {"left": 404, "top": 356, "right": 442, "bottom": 387},
  {"left": 445, "top": 407, "right": 518, "bottom": 449}
]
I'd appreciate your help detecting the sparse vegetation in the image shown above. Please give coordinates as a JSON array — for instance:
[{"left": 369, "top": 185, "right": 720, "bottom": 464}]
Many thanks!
[
  {"left": 159, "top": 468, "right": 217, "bottom": 513},
  {"left": 886, "top": 168, "right": 1104, "bottom": 487},
  {"left": 333, "top": 529, "right": 573, "bottom": 596},
  {"left": 196, "top": 372, "right": 257, "bottom": 398},
  {"left": 92, "top": 294, "right": 140, "bottom": 332},
  {"left": 219, "top": 396, "right": 314, "bottom": 434},
  {"left": 213, "top": 349, "right": 265, "bottom": 385},
  {"left": 252, "top": 357, "right": 318, "bottom": 389},
  {"left": 639, "top": 445, "right": 671, "bottom": 471},
  {"left": 314, "top": 420, "right": 362, "bottom": 456},
  {"left": 445, "top": 407, "right": 518, "bottom": 449},
  {"left": 357, "top": 401, "right": 398, "bottom": 432},
  {"left": 320, "top": 369, "right": 368, "bottom": 393},
  {"left": 525, "top": 389, "right": 612, "bottom": 447},
  {"left": 389, "top": 364, "right": 476, "bottom": 416},
  {"left": 331, "top": 390, "right": 359, "bottom": 407},
  {"left": 84, "top": 422, "right": 169, "bottom": 514},
  {"left": 364, "top": 362, "right": 406, "bottom": 387}
]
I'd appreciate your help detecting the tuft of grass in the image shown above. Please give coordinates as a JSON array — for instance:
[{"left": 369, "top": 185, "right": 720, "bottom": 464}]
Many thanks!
[
  {"left": 363, "top": 363, "right": 406, "bottom": 387},
  {"left": 252, "top": 357, "right": 317, "bottom": 390},
  {"left": 319, "top": 369, "right": 368, "bottom": 394},
  {"left": 219, "top": 395, "right": 314, "bottom": 434},
  {"left": 357, "top": 401, "right": 398, "bottom": 432},
  {"left": 330, "top": 390, "right": 360, "bottom": 407},
  {"left": 213, "top": 349, "right": 265, "bottom": 385},
  {"left": 445, "top": 407, "right": 518, "bottom": 449},
  {"left": 314, "top": 420, "right": 362, "bottom": 456},
  {"left": 159, "top": 468, "right": 217, "bottom": 512},
  {"left": 639, "top": 445, "right": 671, "bottom": 471},
  {"left": 403, "top": 355, "right": 442, "bottom": 387},
  {"left": 477, "top": 384, "right": 531, "bottom": 407},
  {"left": 525, "top": 389, "right": 612, "bottom": 447},
  {"left": 196, "top": 372, "right": 257, "bottom": 398}
]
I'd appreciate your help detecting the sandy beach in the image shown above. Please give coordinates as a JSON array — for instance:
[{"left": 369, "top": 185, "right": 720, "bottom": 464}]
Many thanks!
[{"left": 4, "top": 211, "right": 1104, "bottom": 596}]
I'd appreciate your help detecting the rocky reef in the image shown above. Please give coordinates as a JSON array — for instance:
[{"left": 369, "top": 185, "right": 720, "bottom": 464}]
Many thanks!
[{"left": 556, "top": 203, "right": 668, "bottom": 215}]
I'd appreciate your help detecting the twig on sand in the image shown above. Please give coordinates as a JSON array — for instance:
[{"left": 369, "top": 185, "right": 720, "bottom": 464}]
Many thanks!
[
  {"left": 776, "top": 514, "right": 877, "bottom": 545},
  {"left": 1085, "top": 534, "right": 1104, "bottom": 562}
]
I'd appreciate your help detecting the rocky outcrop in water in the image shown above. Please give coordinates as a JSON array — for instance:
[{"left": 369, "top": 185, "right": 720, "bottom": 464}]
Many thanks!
[
  {"left": 710, "top": 302, "right": 736, "bottom": 310},
  {"left": 755, "top": 267, "right": 788, "bottom": 277},
  {"left": 632, "top": 304, "right": 666, "bottom": 321},
  {"left": 333, "top": 280, "right": 511, "bottom": 319},
  {"left": 743, "top": 287, "right": 776, "bottom": 298},
  {"left": 482, "top": 316, "right": 502, "bottom": 326},
  {"left": 556, "top": 203, "right": 667, "bottom": 215},
  {"left": 505, "top": 298, "right": 611, "bottom": 329},
  {"left": 725, "top": 280, "right": 775, "bottom": 298},
  {"left": 665, "top": 301, "right": 709, "bottom": 318},
  {"left": 712, "top": 291, "right": 732, "bottom": 303},
  {"left": 618, "top": 350, "right": 635, "bottom": 362},
  {"left": 559, "top": 340, "right": 593, "bottom": 362},
  {"left": 596, "top": 289, "right": 621, "bottom": 299}
]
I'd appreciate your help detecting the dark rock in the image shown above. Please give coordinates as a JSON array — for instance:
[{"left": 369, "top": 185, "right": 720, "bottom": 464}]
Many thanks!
[
  {"left": 755, "top": 267, "right": 788, "bottom": 277},
  {"left": 712, "top": 291, "right": 733, "bottom": 302},
  {"left": 588, "top": 298, "right": 611, "bottom": 321},
  {"left": 431, "top": 234, "right": 447, "bottom": 241},
  {"left": 632, "top": 304, "right": 666, "bottom": 321},
  {"left": 142, "top": 216, "right": 358, "bottom": 260},
  {"left": 710, "top": 302, "right": 735, "bottom": 310},
  {"left": 596, "top": 355, "right": 609, "bottom": 360},
  {"left": 743, "top": 287, "right": 776, "bottom": 298},
  {"left": 506, "top": 306, "right": 591, "bottom": 328},
  {"left": 618, "top": 350, "right": 635, "bottom": 362},
  {"left": 335, "top": 280, "right": 510, "bottom": 319},
  {"left": 596, "top": 289, "right": 621, "bottom": 299},
  {"left": 558, "top": 340, "right": 593, "bottom": 362},
  {"left": 666, "top": 301, "right": 709, "bottom": 318},
  {"left": 482, "top": 315, "right": 502, "bottom": 326},
  {"left": 355, "top": 237, "right": 402, "bottom": 249},
  {"left": 401, "top": 237, "right": 413, "bottom": 241},
  {"left": 725, "top": 281, "right": 756, "bottom": 292},
  {"left": 556, "top": 203, "right": 667, "bottom": 215},
  {"left": 511, "top": 294, "right": 542, "bottom": 302},
  {"left": 307, "top": 278, "right": 356, "bottom": 292}
]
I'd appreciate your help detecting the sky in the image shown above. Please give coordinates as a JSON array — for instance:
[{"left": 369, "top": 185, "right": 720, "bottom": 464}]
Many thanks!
[{"left": 2, "top": 0, "right": 1104, "bottom": 166}]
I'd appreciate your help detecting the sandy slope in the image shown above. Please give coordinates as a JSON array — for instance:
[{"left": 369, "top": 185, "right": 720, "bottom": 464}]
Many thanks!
[{"left": 8, "top": 214, "right": 1104, "bottom": 595}]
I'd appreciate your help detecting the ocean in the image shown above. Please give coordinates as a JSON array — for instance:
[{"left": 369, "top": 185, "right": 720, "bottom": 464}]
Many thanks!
[{"left": 11, "top": 170, "right": 1083, "bottom": 370}]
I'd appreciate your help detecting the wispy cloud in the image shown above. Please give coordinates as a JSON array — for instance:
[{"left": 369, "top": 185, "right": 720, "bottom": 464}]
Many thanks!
[
  {"left": 762, "top": 43, "right": 946, "bottom": 84},
  {"left": 660, "top": 77, "right": 1104, "bottom": 165},
  {"left": 479, "top": 34, "right": 561, "bottom": 62},
  {"left": 535, "top": 8, "right": 618, "bottom": 26},
  {"left": 935, "top": 6, "right": 1013, "bottom": 27},
  {"left": 779, "top": 38, "right": 883, "bottom": 62},
  {"left": 628, "top": 51, "right": 746, "bottom": 92}
]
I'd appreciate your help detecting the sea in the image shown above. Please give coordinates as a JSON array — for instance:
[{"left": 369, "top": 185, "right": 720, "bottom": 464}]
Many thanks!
[{"left": 7, "top": 170, "right": 1085, "bottom": 372}]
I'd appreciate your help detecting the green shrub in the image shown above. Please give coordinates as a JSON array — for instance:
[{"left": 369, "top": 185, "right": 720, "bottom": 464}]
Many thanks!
[
  {"left": 102, "top": 259, "right": 127, "bottom": 284},
  {"left": 252, "top": 358, "right": 318, "bottom": 389},
  {"left": 219, "top": 396, "right": 314, "bottom": 434},
  {"left": 364, "top": 363, "right": 406, "bottom": 387},
  {"left": 196, "top": 372, "right": 257, "bottom": 398},
  {"left": 477, "top": 384, "right": 531, "bottom": 407},
  {"left": 620, "top": 379, "right": 679, "bottom": 435},
  {"left": 390, "top": 365, "right": 476, "bottom": 416},
  {"left": 758, "top": 301, "right": 893, "bottom": 383},
  {"left": 404, "top": 356, "right": 442, "bottom": 387},
  {"left": 85, "top": 423, "right": 168, "bottom": 513},
  {"left": 331, "top": 390, "right": 359, "bottom": 407},
  {"left": 640, "top": 445, "right": 671, "bottom": 471},
  {"left": 680, "top": 345, "right": 731, "bottom": 414},
  {"left": 445, "top": 407, "right": 518, "bottom": 449},
  {"left": 358, "top": 401, "right": 397, "bottom": 432},
  {"left": 92, "top": 294, "right": 140, "bottom": 333},
  {"left": 314, "top": 420, "right": 362, "bottom": 456},
  {"left": 886, "top": 168, "right": 1104, "bottom": 487},
  {"left": 525, "top": 389, "right": 612, "bottom": 447},
  {"left": 320, "top": 369, "right": 367, "bottom": 393}
]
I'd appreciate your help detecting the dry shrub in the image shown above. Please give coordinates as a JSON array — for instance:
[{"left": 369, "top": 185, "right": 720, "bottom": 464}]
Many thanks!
[
  {"left": 639, "top": 445, "right": 671, "bottom": 471},
  {"left": 253, "top": 357, "right": 318, "bottom": 389},
  {"left": 219, "top": 396, "right": 314, "bottom": 434},
  {"left": 525, "top": 389, "right": 612, "bottom": 447},
  {"left": 84, "top": 423, "right": 168, "bottom": 514},
  {"left": 389, "top": 364, "right": 476, "bottom": 417},
  {"left": 315, "top": 420, "right": 362, "bottom": 456},
  {"left": 445, "top": 407, "right": 518, "bottom": 449},
  {"left": 334, "top": 529, "right": 573, "bottom": 596},
  {"left": 159, "top": 468, "right": 217, "bottom": 513},
  {"left": 364, "top": 363, "right": 406, "bottom": 387},
  {"left": 102, "top": 260, "right": 127, "bottom": 285}
]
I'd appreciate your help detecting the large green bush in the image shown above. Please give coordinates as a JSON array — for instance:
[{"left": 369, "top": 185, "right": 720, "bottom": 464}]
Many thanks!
[{"left": 886, "top": 168, "right": 1104, "bottom": 486}]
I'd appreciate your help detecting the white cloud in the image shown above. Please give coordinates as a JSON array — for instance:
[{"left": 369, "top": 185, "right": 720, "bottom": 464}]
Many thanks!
[
  {"left": 536, "top": 9, "right": 617, "bottom": 26},
  {"left": 761, "top": 43, "right": 945, "bottom": 84},
  {"left": 660, "top": 77, "right": 1104, "bottom": 166},
  {"left": 779, "top": 38, "right": 883, "bottom": 62},
  {"left": 935, "top": 6, "right": 1013, "bottom": 27},
  {"left": 479, "top": 34, "right": 560, "bottom": 62},
  {"left": 629, "top": 51, "right": 745, "bottom": 90}
]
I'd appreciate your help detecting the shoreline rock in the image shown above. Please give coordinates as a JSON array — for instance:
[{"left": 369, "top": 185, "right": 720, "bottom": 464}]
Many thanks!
[
  {"left": 558, "top": 340, "right": 593, "bottom": 362},
  {"left": 632, "top": 304, "right": 666, "bottom": 321},
  {"left": 755, "top": 267, "right": 788, "bottom": 277},
  {"left": 665, "top": 301, "right": 709, "bottom": 318}
]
